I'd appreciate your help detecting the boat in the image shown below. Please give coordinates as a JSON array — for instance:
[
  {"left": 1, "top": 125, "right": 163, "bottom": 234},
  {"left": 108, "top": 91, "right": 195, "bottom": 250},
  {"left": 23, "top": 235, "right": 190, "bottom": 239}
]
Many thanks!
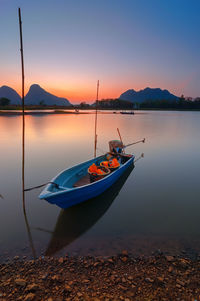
[
  {"left": 44, "top": 164, "right": 134, "bottom": 256},
  {"left": 120, "top": 111, "right": 134, "bottom": 115},
  {"left": 39, "top": 142, "right": 134, "bottom": 209}
]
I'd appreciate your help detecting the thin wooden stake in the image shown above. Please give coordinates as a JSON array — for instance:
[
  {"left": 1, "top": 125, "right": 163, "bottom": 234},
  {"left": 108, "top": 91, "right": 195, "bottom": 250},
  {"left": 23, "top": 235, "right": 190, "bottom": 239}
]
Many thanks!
[
  {"left": 117, "top": 128, "right": 123, "bottom": 144},
  {"left": 94, "top": 80, "right": 99, "bottom": 158},
  {"left": 18, "top": 7, "right": 25, "bottom": 209}
]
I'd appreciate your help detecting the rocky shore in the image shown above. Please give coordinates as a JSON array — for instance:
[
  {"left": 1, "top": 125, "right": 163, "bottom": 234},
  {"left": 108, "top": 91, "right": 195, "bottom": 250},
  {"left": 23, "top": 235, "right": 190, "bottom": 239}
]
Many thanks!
[{"left": 0, "top": 252, "right": 199, "bottom": 301}]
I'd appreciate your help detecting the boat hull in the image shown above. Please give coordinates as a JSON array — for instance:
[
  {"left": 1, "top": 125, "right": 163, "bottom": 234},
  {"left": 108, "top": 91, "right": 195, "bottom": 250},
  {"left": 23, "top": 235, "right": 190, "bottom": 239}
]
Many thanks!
[{"left": 39, "top": 155, "right": 134, "bottom": 209}]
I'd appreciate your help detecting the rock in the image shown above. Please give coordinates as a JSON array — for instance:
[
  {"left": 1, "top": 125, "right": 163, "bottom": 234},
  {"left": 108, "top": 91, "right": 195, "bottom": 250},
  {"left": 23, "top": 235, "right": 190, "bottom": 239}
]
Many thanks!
[
  {"left": 179, "top": 259, "right": 189, "bottom": 268},
  {"left": 77, "top": 292, "right": 83, "bottom": 297},
  {"left": 15, "top": 278, "right": 26, "bottom": 286},
  {"left": 121, "top": 250, "right": 128, "bottom": 256},
  {"left": 157, "top": 277, "right": 164, "bottom": 282},
  {"left": 24, "top": 293, "right": 35, "bottom": 301},
  {"left": 14, "top": 256, "right": 19, "bottom": 260},
  {"left": 41, "top": 273, "right": 48, "bottom": 280},
  {"left": 108, "top": 258, "right": 114, "bottom": 263},
  {"left": 165, "top": 255, "right": 174, "bottom": 262},
  {"left": 51, "top": 275, "right": 59, "bottom": 281},
  {"left": 25, "top": 283, "right": 39, "bottom": 292},
  {"left": 64, "top": 285, "right": 72, "bottom": 292},
  {"left": 121, "top": 257, "right": 127, "bottom": 262},
  {"left": 168, "top": 266, "right": 173, "bottom": 272},
  {"left": 55, "top": 298, "right": 63, "bottom": 301},
  {"left": 118, "top": 284, "right": 127, "bottom": 291},
  {"left": 58, "top": 257, "right": 64, "bottom": 264},
  {"left": 145, "top": 277, "right": 154, "bottom": 283},
  {"left": 156, "top": 277, "right": 165, "bottom": 286},
  {"left": 176, "top": 279, "right": 186, "bottom": 286}
]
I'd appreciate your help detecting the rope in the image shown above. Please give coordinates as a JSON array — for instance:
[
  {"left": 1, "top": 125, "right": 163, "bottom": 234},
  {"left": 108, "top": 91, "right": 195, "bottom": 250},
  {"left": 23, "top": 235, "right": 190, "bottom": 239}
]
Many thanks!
[
  {"left": 24, "top": 181, "right": 59, "bottom": 192},
  {"left": 134, "top": 153, "right": 144, "bottom": 163}
]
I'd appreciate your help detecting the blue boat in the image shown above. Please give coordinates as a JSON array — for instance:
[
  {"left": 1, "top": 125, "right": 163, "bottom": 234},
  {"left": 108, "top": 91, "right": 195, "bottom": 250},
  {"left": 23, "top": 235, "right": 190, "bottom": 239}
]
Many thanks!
[
  {"left": 44, "top": 164, "right": 134, "bottom": 256},
  {"left": 39, "top": 147, "right": 134, "bottom": 209}
]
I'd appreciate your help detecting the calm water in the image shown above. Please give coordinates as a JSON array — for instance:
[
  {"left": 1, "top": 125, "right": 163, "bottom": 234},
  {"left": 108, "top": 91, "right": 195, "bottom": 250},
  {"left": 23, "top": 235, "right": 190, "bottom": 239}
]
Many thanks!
[{"left": 0, "top": 110, "right": 200, "bottom": 261}]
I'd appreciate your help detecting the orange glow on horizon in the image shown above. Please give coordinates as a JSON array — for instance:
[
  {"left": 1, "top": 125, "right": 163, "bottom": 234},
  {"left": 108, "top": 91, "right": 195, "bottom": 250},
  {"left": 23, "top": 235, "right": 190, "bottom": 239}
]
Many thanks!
[
  {"left": 6, "top": 82, "right": 131, "bottom": 103},
  {"left": 1, "top": 81, "right": 145, "bottom": 104},
  {"left": 1, "top": 75, "right": 182, "bottom": 104}
]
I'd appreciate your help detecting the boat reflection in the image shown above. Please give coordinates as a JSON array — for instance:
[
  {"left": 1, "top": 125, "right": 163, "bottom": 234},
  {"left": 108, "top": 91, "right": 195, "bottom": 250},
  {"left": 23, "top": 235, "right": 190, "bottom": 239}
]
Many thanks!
[{"left": 45, "top": 164, "right": 134, "bottom": 256}]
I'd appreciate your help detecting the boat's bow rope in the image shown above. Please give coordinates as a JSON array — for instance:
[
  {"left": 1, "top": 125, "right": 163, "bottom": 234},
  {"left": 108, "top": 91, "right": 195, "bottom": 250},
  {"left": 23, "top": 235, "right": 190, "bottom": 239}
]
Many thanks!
[{"left": 24, "top": 182, "right": 59, "bottom": 192}]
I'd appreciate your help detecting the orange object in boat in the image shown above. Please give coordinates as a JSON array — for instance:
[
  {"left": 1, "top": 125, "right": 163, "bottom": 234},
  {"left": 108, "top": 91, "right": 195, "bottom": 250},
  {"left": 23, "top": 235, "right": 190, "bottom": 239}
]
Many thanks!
[
  {"left": 89, "top": 163, "right": 104, "bottom": 175},
  {"left": 110, "top": 158, "right": 119, "bottom": 167},
  {"left": 97, "top": 168, "right": 103, "bottom": 175},
  {"left": 89, "top": 163, "right": 98, "bottom": 173},
  {"left": 101, "top": 161, "right": 109, "bottom": 167}
]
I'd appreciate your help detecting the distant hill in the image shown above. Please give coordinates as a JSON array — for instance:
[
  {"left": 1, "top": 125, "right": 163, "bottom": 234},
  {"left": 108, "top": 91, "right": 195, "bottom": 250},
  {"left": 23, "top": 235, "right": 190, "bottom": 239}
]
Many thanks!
[
  {"left": 0, "top": 85, "right": 21, "bottom": 105},
  {"left": 119, "top": 87, "right": 179, "bottom": 103},
  {"left": 25, "top": 84, "right": 71, "bottom": 106}
]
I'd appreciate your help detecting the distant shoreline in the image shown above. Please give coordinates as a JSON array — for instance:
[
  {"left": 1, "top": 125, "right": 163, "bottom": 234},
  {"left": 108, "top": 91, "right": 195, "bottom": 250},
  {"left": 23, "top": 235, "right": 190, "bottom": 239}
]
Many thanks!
[
  {"left": 0, "top": 107, "right": 200, "bottom": 116},
  {"left": 0, "top": 110, "right": 90, "bottom": 116}
]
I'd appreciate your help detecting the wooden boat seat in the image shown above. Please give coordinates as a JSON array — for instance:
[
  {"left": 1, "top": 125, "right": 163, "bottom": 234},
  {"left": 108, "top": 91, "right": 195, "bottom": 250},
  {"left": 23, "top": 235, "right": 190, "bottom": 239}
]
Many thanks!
[{"left": 73, "top": 174, "right": 91, "bottom": 187}]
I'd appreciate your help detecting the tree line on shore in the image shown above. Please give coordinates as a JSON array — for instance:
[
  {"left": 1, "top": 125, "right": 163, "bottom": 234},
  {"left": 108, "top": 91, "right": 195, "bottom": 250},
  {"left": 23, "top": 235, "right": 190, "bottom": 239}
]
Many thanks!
[{"left": 1, "top": 96, "right": 200, "bottom": 110}]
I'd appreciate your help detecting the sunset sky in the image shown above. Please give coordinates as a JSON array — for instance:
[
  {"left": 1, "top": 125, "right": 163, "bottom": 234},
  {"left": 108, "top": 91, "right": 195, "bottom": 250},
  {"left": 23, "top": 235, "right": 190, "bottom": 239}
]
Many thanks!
[{"left": 0, "top": 0, "right": 200, "bottom": 103}]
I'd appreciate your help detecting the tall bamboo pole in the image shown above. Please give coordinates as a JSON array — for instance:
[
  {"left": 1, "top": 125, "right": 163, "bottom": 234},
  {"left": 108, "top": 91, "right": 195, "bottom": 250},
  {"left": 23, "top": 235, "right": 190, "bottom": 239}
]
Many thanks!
[
  {"left": 18, "top": 8, "right": 25, "bottom": 210},
  {"left": 94, "top": 80, "right": 99, "bottom": 158}
]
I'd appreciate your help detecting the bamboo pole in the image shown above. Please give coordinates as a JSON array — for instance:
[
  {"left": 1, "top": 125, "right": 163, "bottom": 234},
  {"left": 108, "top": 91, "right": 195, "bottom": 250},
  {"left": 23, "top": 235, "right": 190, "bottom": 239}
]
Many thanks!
[
  {"left": 94, "top": 80, "right": 99, "bottom": 158},
  {"left": 18, "top": 8, "right": 36, "bottom": 259},
  {"left": 18, "top": 7, "right": 25, "bottom": 210},
  {"left": 124, "top": 138, "right": 145, "bottom": 149},
  {"left": 117, "top": 128, "right": 123, "bottom": 144}
]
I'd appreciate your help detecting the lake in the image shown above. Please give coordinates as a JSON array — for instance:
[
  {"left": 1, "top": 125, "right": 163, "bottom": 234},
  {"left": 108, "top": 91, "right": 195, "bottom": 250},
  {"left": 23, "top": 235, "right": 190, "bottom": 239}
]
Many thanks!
[{"left": 0, "top": 110, "right": 200, "bottom": 261}]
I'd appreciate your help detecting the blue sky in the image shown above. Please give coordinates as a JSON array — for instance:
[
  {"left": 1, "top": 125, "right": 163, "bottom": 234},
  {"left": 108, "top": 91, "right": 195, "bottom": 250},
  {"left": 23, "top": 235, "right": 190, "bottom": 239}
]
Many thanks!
[{"left": 0, "top": 0, "right": 200, "bottom": 102}]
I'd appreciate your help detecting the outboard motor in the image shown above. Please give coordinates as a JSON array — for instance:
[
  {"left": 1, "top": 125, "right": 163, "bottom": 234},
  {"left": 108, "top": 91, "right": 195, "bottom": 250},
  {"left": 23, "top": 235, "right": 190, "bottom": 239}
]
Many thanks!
[{"left": 109, "top": 140, "right": 124, "bottom": 157}]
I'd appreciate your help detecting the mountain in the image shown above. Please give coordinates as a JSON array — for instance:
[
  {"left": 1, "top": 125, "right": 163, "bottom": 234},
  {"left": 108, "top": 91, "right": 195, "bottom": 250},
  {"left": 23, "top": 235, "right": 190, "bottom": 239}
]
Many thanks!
[
  {"left": 0, "top": 85, "right": 21, "bottom": 105},
  {"left": 119, "top": 87, "right": 179, "bottom": 103},
  {"left": 25, "top": 84, "right": 71, "bottom": 106}
]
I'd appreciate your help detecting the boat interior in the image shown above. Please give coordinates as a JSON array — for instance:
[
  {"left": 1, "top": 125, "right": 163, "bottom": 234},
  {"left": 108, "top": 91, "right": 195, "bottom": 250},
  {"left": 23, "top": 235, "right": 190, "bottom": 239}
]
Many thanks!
[
  {"left": 49, "top": 152, "right": 132, "bottom": 192},
  {"left": 47, "top": 141, "right": 133, "bottom": 193}
]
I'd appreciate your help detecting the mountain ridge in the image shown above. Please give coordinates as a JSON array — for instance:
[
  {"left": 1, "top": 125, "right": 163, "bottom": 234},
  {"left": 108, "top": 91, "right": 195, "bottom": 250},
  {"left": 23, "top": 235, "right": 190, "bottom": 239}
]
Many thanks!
[
  {"left": 119, "top": 87, "right": 179, "bottom": 103},
  {"left": 25, "top": 84, "right": 71, "bottom": 106},
  {"left": 0, "top": 85, "right": 21, "bottom": 105},
  {"left": 0, "top": 84, "right": 71, "bottom": 106}
]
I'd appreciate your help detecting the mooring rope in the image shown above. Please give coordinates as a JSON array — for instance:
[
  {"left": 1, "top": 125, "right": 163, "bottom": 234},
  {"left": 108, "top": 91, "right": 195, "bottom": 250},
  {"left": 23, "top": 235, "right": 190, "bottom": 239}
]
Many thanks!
[
  {"left": 134, "top": 153, "right": 144, "bottom": 163},
  {"left": 24, "top": 181, "right": 59, "bottom": 192}
]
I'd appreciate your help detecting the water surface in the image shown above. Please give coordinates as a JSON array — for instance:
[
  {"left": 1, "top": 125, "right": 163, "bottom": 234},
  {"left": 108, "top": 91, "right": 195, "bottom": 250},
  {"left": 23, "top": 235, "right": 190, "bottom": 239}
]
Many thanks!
[{"left": 0, "top": 110, "right": 200, "bottom": 261}]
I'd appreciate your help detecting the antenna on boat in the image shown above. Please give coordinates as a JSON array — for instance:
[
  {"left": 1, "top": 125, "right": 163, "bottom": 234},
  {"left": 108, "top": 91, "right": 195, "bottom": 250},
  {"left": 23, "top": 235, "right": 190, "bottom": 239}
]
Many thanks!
[
  {"left": 94, "top": 80, "right": 99, "bottom": 158},
  {"left": 18, "top": 7, "right": 25, "bottom": 209}
]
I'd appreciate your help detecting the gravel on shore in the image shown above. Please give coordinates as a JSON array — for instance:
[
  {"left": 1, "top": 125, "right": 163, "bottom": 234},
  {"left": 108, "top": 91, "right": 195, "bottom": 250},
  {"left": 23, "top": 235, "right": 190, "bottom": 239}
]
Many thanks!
[{"left": 0, "top": 252, "right": 199, "bottom": 301}]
